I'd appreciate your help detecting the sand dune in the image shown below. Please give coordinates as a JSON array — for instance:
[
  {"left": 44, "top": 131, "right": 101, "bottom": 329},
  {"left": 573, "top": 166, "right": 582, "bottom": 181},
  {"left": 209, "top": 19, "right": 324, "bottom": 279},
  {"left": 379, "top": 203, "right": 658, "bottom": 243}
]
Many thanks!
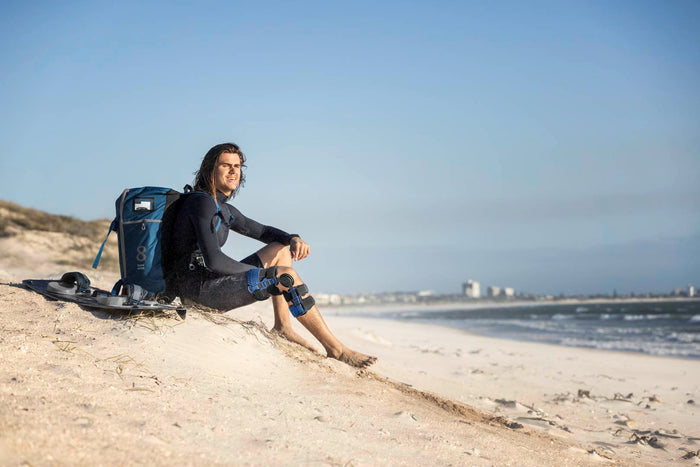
[
  {"left": 2, "top": 202, "right": 698, "bottom": 465},
  {"left": 1, "top": 284, "right": 611, "bottom": 466}
]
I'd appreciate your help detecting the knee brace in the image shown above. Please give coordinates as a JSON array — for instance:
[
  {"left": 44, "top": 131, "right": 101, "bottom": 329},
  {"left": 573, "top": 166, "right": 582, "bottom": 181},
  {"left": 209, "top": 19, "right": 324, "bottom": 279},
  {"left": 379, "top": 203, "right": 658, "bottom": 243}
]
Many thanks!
[
  {"left": 246, "top": 267, "right": 294, "bottom": 301},
  {"left": 283, "top": 284, "right": 316, "bottom": 317}
]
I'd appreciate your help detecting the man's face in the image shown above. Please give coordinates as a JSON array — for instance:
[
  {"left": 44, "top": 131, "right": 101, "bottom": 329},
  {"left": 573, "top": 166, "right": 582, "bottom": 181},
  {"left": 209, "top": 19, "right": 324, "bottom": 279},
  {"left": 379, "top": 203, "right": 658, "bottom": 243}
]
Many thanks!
[{"left": 214, "top": 152, "right": 241, "bottom": 196}]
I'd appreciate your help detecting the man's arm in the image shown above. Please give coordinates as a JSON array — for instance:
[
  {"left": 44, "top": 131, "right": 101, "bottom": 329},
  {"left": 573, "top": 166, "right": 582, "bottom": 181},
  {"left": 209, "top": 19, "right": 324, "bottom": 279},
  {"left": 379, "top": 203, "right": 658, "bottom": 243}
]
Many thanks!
[{"left": 227, "top": 204, "right": 310, "bottom": 260}]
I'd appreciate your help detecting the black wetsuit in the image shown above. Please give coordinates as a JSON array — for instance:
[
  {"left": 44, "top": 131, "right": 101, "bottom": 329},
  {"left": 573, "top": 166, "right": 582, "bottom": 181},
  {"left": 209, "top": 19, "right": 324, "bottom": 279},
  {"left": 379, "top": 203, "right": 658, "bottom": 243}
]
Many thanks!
[{"left": 166, "top": 190, "right": 296, "bottom": 310}]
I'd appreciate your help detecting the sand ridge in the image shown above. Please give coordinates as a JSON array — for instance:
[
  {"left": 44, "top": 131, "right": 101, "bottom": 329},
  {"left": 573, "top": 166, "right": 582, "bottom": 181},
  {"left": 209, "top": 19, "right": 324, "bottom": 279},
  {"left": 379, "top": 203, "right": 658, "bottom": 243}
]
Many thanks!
[{"left": 1, "top": 281, "right": 629, "bottom": 466}]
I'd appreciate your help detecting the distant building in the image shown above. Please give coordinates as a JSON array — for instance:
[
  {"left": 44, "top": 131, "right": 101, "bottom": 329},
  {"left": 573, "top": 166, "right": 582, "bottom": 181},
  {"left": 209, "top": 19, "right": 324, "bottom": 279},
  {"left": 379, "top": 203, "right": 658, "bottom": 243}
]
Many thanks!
[
  {"left": 417, "top": 290, "right": 434, "bottom": 297},
  {"left": 503, "top": 287, "right": 515, "bottom": 297},
  {"left": 462, "top": 280, "right": 480, "bottom": 298},
  {"left": 673, "top": 286, "right": 697, "bottom": 297},
  {"left": 314, "top": 293, "right": 342, "bottom": 306},
  {"left": 487, "top": 286, "right": 501, "bottom": 297}
]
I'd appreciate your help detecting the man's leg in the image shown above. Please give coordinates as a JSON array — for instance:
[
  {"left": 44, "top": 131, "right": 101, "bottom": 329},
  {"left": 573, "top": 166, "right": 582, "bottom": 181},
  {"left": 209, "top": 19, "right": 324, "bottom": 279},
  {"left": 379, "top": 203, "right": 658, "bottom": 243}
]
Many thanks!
[
  {"left": 250, "top": 258, "right": 376, "bottom": 369},
  {"left": 253, "top": 243, "right": 316, "bottom": 352}
]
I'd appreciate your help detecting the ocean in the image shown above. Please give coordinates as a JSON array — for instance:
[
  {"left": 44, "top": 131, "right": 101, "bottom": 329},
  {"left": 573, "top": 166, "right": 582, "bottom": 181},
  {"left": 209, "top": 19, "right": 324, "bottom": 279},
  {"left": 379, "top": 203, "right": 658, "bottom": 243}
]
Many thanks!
[{"left": 347, "top": 300, "right": 700, "bottom": 360}]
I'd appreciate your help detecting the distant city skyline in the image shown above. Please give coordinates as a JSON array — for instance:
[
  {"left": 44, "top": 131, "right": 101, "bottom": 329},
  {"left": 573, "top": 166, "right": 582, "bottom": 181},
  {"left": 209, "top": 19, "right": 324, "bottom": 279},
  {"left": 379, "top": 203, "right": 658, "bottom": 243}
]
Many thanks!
[{"left": 1, "top": 1, "right": 698, "bottom": 295}]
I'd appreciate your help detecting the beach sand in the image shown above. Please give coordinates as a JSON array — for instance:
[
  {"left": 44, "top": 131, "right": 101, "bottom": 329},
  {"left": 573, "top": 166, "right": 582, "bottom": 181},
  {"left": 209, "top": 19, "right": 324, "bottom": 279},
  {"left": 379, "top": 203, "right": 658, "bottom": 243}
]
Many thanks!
[
  {"left": 322, "top": 306, "right": 700, "bottom": 465},
  {"left": 2, "top": 274, "right": 699, "bottom": 465},
  {"left": 1, "top": 222, "right": 699, "bottom": 465}
]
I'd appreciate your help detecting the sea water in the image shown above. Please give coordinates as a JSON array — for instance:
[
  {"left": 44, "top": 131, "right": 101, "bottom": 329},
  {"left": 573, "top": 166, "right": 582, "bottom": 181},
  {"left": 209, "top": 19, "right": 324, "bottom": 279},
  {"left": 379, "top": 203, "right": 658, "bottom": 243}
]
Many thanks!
[{"left": 351, "top": 300, "right": 700, "bottom": 359}]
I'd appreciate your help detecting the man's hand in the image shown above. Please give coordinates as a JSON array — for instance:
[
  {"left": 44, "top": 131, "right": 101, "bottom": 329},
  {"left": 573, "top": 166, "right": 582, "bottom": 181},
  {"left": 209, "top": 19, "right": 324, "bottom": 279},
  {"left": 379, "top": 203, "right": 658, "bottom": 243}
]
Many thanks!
[{"left": 290, "top": 237, "right": 310, "bottom": 261}]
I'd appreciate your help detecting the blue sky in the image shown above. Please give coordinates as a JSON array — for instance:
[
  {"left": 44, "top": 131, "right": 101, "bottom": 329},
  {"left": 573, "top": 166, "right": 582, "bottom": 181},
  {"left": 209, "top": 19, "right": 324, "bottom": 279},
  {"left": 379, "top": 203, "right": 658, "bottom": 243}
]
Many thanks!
[{"left": 2, "top": 1, "right": 698, "bottom": 295}]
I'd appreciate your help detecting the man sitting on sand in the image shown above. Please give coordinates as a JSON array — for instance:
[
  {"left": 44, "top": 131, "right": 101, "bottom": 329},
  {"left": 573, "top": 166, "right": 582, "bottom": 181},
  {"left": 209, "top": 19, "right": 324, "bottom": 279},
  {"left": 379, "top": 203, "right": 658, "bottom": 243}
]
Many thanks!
[{"left": 167, "top": 142, "right": 376, "bottom": 369}]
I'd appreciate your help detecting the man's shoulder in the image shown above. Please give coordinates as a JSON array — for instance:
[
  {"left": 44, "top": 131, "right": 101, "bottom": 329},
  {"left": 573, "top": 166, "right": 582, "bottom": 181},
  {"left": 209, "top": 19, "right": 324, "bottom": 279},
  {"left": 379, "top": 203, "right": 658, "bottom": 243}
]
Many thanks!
[{"left": 182, "top": 191, "right": 219, "bottom": 213}]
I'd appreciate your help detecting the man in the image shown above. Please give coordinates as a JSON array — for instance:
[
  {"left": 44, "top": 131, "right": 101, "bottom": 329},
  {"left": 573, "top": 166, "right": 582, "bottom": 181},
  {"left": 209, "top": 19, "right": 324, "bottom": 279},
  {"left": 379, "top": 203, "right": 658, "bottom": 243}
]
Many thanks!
[{"left": 167, "top": 143, "right": 376, "bottom": 368}]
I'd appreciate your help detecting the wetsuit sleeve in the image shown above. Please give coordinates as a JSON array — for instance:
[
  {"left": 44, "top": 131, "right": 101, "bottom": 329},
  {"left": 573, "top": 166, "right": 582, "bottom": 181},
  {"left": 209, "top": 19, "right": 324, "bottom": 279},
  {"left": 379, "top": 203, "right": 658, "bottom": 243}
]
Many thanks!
[
  {"left": 226, "top": 204, "right": 297, "bottom": 245},
  {"left": 185, "top": 195, "right": 252, "bottom": 275}
]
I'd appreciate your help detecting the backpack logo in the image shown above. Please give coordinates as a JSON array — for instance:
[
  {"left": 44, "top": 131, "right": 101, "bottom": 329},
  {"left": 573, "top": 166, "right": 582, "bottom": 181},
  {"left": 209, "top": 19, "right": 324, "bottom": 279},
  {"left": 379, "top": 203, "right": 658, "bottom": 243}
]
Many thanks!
[
  {"left": 134, "top": 198, "right": 154, "bottom": 211},
  {"left": 136, "top": 245, "right": 147, "bottom": 268}
]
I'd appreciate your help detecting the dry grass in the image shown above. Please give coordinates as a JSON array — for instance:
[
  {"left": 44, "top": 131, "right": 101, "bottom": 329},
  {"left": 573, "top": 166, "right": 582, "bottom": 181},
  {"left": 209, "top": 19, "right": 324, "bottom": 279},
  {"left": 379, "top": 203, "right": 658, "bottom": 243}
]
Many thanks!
[
  {"left": 187, "top": 302, "right": 275, "bottom": 345},
  {"left": 0, "top": 199, "right": 111, "bottom": 241},
  {"left": 118, "top": 309, "right": 186, "bottom": 336},
  {"left": 0, "top": 199, "right": 120, "bottom": 273}
]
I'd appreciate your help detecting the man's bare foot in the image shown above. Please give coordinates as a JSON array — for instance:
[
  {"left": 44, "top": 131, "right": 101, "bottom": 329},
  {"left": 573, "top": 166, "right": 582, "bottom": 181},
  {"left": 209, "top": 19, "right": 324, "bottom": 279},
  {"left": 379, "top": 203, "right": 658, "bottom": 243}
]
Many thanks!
[
  {"left": 271, "top": 327, "right": 318, "bottom": 353},
  {"left": 334, "top": 349, "right": 377, "bottom": 369}
]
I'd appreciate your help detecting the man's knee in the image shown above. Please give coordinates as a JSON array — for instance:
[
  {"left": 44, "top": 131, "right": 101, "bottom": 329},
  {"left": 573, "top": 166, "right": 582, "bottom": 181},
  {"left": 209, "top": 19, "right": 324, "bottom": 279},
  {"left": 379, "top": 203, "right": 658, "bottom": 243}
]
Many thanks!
[
  {"left": 269, "top": 242, "right": 292, "bottom": 266},
  {"left": 274, "top": 266, "right": 315, "bottom": 317},
  {"left": 275, "top": 266, "right": 300, "bottom": 286},
  {"left": 248, "top": 265, "right": 315, "bottom": 317},
  {"left": 246, "top": 266, "right": 299, "bottom": 301}
]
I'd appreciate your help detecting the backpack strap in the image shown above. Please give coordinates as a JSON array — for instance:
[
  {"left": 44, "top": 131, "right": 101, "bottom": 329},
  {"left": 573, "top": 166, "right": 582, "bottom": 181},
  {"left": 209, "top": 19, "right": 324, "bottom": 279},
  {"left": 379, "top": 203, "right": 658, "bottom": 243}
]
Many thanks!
[
  {"left": 92, "top": 219, "right": 118, "bottom": 269},
  {"left": 188, "top": 191, "right": 233, "bottom": 232}
]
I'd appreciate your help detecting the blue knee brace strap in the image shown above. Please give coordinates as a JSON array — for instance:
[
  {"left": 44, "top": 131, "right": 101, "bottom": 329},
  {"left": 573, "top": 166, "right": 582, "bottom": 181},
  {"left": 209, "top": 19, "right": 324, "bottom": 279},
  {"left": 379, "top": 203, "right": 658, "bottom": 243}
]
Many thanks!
[
  {"left": 283, "top": 284, "right": 315, "bottom": 317},
  {"left": 247, "top": 267, "right": 295, "bottom": 300}
]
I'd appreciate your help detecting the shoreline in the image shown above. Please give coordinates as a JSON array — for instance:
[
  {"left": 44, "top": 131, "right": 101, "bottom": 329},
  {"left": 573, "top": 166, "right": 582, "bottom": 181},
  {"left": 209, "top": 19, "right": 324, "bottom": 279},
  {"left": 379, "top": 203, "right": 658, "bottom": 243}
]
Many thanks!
[
  {"left": 367, "top": 314, "right": 700, "bottom": 362},
  {"left": 320, "top": 311, "right": 700, "bottom": 465},
  {"left": 323, "top": 296, "right": 700, "bottom": 315},
  {"left": 324, "top": 299, "right": 700, "bottom": 362}
]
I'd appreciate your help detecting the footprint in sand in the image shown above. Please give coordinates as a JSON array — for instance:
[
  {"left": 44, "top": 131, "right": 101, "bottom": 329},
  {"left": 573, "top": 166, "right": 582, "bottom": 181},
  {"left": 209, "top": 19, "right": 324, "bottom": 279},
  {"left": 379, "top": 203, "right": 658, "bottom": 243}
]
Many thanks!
[{"left": 354, "top": 329, "right": 393, "bottom": 346}]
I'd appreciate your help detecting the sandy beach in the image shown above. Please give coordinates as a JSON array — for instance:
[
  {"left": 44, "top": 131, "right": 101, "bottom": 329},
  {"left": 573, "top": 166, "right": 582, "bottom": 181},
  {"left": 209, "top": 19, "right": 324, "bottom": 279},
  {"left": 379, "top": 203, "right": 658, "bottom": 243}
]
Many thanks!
[
  {"left": 2, "top": 274, "right": 699, "bottom": 465},
  {"left": 1, "top": 212, "right": 699, "bottom": 465},
  {"left": 323, "top": 305, "right": 700, "bottom": 464}
]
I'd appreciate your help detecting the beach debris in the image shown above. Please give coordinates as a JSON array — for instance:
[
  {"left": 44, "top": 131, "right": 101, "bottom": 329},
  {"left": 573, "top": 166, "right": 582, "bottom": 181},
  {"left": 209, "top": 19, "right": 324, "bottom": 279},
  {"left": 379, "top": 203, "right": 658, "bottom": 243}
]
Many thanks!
[
  {"left": 523, "top": 403, "right": 547, "bottom": 418},
  {"left": 550, "top": 392, "right": 575, "bottom": 403},
  {"left": 514, "top": 414, "right": 572, "bottom": 433},
  {"left": 629, "top": 433, "right": 665, "bottom": 449},
  {"left": 652, "top": 429, "right": 681, "bottom": 439},
  {"left": 688, "top": 399, "right": 695, "bottom": 404},
  {"left": 577, "top": 389, "right": 591, "bottom": 399},
  {"left": 613, "top": 392, "right": 634, "bottom": 401},
  {"left": 394, "top": 411, "right": 419, "bottom": 422},
  {"left": 490, "top": 415, "right": 523, "bottom": 429},
  {"left": 494, "top": 398, "right": 517, "bottom": 408},
  {"left": 682, "top": 449, "right": 700, "bottom": 460},
  {"left": 614, "top": 418, "right": 638, "bottom": 429},
  {"left": 516, "top": 416, "right": 553, "bottom": 427},
  {"left": 587, "top": 448, "right": 615, "bottom": 460},
  {"left": 647, "top": 394, "right": 661, "bottom": 403},
  {"left": 313, "top": 415, "right": 328, "bottom": 423},
  {"left": 52, "top": 339, "right": 78, "bottom": 353}
]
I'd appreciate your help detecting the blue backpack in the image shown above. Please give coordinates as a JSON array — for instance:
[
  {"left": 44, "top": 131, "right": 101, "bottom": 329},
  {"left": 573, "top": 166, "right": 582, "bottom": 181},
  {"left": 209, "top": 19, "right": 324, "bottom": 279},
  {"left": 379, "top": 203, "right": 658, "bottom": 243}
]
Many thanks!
[
  {"left": 93, "top": 186, "right": 229, "bottom": 303},
  {"left": 93, "top": 187, "right": 181, "bottom": 301}
]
